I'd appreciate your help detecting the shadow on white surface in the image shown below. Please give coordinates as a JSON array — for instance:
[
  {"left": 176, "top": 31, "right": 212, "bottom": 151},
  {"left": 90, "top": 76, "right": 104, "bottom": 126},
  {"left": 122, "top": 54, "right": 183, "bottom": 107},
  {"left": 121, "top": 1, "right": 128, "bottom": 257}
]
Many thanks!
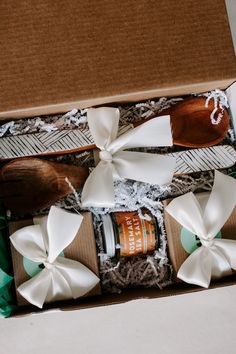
[{"left": 0, "top": 285, "right": 236, "bottom": 354}]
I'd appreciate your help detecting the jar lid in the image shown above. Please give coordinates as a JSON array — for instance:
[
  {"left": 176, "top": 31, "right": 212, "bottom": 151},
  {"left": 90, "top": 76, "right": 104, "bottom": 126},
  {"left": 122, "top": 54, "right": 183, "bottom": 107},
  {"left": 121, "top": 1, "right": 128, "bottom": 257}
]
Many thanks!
[{"left": 102, "top": 214, "right": 116, "bottom": 258}]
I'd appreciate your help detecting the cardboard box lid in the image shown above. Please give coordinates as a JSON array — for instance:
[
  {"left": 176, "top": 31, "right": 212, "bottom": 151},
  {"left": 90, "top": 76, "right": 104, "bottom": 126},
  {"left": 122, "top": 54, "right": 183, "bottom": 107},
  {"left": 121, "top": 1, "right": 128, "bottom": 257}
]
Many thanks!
[{"left": 0, "top": 0, "right": 235, "bottom": 119}]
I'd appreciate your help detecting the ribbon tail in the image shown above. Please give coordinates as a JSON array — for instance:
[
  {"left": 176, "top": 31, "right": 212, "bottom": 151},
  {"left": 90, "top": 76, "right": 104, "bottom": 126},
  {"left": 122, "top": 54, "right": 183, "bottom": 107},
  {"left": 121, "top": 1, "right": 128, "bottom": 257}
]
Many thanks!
[
  {"left": 56, "top": 257, "right": 100, "bottom": 298},
  {"left": 87, "top": 108, "right": 120, "bottom": 149},
  {"left": 165, "top": 192, "right": 208, "bottom": 237},
  {"left": 113, "top": 150, "right": 175, "bottom": 185},
  {"left": 46, "top": 207, "right": 83, "bottom": 263},
  {"left": 10, "top": 225, "right": 47, "bottom": 262},
  {"left": 109, "top": 115, "right": 173, "bottom": 151},
  {"left": 81, "top": 161, "right": 115, "bottom": 208},
  {"left": 214, "top": 239, "right": 236, "bottom": 271},
  {"left": 17, "top": 269, "right": 52, "bottom": 308},
  {"left": 19, "top": 258, "right": 99, "bottom": 308},
  {"left": 166, "top": 172, "right": 236, "bottom": 239},
  {"left": 203, "top": 171, "right": 236, "bottom": 238},
  {"left": 177, "top": 247, "right": 212, "bottom": 288}
]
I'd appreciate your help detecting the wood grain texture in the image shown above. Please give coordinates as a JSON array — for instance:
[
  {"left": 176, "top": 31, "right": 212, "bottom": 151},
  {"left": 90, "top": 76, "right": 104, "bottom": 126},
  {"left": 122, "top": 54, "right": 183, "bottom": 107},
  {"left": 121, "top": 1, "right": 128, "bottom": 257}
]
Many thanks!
[{"left": 0, "top": 158, "right": 89, "bottom": 214}]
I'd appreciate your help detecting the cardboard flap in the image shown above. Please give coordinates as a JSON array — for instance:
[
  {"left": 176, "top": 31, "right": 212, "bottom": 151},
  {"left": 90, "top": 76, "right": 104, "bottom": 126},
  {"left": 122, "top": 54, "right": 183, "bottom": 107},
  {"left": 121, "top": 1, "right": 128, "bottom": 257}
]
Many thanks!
[{"left": 0, "top": 0, "right": 236, "bottom": 119}]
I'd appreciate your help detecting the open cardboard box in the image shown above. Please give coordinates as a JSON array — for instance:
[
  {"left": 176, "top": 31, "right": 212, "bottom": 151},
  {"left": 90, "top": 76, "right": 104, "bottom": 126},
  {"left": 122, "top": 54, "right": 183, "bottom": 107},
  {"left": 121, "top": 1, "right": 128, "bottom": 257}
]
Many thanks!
[{"left": 0, "top": 0, "right": 236, "bottom": 316}]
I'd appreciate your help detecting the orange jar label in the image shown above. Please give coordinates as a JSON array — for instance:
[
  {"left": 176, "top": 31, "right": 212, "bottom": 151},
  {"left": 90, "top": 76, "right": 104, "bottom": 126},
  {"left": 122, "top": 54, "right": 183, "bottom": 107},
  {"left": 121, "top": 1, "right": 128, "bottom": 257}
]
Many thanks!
[{"left": 112, "top": 210, "right": 157, "bottom": 257}]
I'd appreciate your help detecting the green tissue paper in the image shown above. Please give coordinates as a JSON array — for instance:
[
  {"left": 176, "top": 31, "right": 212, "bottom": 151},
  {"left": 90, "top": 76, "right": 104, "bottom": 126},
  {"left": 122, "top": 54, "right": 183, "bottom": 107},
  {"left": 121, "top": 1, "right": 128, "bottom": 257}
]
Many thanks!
[{"left": 0, "top": 204, "right": 16, "bottom": 317}]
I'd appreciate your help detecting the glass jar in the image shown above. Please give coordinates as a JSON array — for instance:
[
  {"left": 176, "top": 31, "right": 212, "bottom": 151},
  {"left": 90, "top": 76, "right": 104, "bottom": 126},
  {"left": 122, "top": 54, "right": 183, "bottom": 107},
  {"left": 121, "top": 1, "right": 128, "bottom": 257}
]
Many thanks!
[{"left": 102, "top": 210, "right": 159, "bottom": 258}]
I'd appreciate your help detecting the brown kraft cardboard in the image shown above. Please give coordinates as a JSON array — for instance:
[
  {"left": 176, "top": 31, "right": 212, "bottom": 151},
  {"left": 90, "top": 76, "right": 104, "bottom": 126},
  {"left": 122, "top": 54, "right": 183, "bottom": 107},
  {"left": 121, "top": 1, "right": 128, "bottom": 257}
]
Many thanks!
[
  {"left": 163, "top": 198, "right": 236, "bottom": 280},
  {"left": 9, "top": 212, "right": 101, "bottom": 306}
]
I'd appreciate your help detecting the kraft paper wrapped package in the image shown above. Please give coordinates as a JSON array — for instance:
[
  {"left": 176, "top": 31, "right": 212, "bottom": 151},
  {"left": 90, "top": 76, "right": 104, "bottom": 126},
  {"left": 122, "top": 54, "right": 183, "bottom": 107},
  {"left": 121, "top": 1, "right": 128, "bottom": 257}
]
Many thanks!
[
  {"left": 164, "top": 171, "right": 236, "bottom": 288},
  {"left": 9, "top": 208, "right": 101, "bottom": 308}
]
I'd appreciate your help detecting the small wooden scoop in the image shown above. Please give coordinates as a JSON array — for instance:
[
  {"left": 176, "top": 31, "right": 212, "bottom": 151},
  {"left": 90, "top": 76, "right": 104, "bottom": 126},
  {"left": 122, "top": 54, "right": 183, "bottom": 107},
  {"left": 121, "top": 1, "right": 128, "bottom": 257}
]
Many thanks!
[
  {"left": 145, "top": 97, "right": 230, "bottom": 148},
  {"left": 0, "top": 158, "right": 89, "bottom": 214}
]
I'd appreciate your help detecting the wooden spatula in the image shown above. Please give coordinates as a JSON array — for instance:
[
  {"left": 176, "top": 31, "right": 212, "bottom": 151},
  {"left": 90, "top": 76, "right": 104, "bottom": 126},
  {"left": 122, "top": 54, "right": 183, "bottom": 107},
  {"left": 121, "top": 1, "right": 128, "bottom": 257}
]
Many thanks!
[{"left": 0, "top": 158, "right": 89, "bottom": 214}]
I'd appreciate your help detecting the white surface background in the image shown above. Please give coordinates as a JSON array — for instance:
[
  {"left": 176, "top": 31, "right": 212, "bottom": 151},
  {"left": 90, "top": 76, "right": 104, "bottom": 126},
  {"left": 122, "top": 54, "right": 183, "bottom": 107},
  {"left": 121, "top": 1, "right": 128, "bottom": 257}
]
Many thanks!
[
  {"left": 1, "top": 286, "right": 236, "bottom": 354},
  {"left": 226, "top": 0, "right": 236, "bottom": 53},
  {"left": 0, "top": 1, "right": 236, "bottom": 353}
]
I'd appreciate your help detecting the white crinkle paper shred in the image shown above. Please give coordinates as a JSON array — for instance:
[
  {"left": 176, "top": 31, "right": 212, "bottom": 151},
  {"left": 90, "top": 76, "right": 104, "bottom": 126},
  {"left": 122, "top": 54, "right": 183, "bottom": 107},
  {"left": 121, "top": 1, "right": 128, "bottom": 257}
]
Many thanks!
[
  {"left": 48, "top": 171, "right": 216, "bottom": 293},
  {"left": 2, "top": 89, "right": 232, "bottom": 294}
]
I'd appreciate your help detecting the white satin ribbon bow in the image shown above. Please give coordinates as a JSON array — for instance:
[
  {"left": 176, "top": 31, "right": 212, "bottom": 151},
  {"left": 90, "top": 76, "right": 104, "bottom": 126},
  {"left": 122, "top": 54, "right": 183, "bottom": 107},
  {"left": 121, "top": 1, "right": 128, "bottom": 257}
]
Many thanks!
[
  {"left": 166, "top": 171, "right": 236, "bottom": 288},
  {"left": 81, "top": 107, "right": 175, "bottom": 207},
  {"left": 10, "top": 207, "right": 99, "bottom": 308}
]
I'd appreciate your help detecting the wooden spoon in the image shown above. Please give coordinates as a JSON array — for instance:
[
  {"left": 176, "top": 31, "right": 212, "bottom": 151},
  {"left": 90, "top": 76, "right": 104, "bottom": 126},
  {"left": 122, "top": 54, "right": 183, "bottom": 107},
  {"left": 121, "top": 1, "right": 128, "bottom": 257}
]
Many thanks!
[
  {"left": 0, "top": 158, "right": 89, "bottom": 214},
  {"left": 135, "top": 97, "right": 230, "bottom": 147},
  {"left": 0, "top": 97, "right": 230, "bottom": 161}
]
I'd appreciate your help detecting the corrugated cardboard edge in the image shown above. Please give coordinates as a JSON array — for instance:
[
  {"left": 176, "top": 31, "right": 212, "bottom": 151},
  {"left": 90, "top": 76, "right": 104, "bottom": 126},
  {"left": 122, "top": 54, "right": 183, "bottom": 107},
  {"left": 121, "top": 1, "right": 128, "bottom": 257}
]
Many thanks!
[{"left": 0, "top": 79, "right": 235, "bottom": 120}]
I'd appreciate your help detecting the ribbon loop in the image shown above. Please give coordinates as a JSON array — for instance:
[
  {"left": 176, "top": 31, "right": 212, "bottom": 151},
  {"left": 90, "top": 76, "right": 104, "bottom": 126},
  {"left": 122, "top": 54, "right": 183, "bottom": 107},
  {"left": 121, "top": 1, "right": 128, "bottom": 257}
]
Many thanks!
[
  {"left": 10, "top": 207, "right": 100, "bottom": 308},
  {"left": 82, "top": 107, "right": 176, "bottom": 207},
  {"left": 166, "top": 171, "right": 236, "bottom": 288}
]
